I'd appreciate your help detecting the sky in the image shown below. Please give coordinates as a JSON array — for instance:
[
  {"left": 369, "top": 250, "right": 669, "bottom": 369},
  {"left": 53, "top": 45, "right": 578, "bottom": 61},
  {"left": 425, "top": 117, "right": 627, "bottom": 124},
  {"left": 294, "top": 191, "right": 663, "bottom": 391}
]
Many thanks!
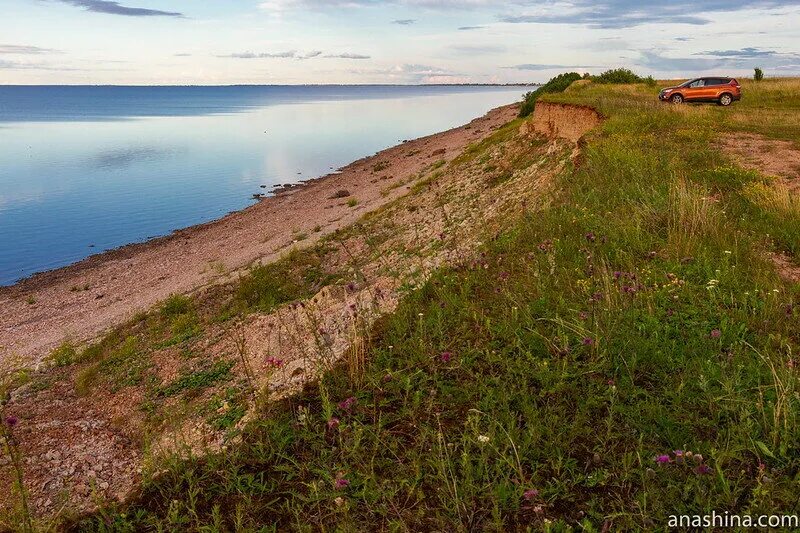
[{"left": 2, "top": 0, "right": 799, "bottom": 84}]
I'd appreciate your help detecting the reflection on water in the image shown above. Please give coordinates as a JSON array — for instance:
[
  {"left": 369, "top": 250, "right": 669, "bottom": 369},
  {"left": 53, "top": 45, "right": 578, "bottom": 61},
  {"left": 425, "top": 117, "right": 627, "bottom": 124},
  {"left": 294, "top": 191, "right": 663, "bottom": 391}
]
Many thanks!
[
  {"left": 0, "top": 85, "right": 523, "bottom": 285},
  {"left": 91, "top": 147, "right": 180, "bottom": 170}
]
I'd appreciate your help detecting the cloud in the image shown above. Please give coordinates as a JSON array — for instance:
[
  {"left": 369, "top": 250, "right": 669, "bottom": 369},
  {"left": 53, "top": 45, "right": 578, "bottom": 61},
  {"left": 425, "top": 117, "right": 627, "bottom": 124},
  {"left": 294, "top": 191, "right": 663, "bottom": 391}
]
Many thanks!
[
  {"left": 324, "top": 52, "right": 371, "bottom": 59},
  {"left": 457, "top": 25, "right": 485, "bottom": 30},
  {"left": 0, "top": 59, "right": 81, "bottom": 71},
  {"left": 498, "top": 0, "right": 800, "bottom": 29},
  {"left": 55, "top": 0, "right": 184, "bottom": 17},
  {"left": 392, "top": 18, "right": 416, "bottom": 24},
  {"left": 450, "top": 44, "right": 506, "bottom": 54},
  {"left": 347, "top": 62, "right": 461, "bottom": 83},
  {"left": 225, "top": 50, "right": 370, "bottom": 60},
  {"left": 510, "top": 63, "right": 603, "bottom": 70},
  {"left": 0, "top": 44, "right": 60, "bottom": 54},
  {"left": 636, "top": 48, "right": 800, "bottom": 72},
  {"left": 257, "top": 0, "right": 800, "bottom": 29},
  {"left": 697, "top": 47, "right": 785, "bottom": 58}
]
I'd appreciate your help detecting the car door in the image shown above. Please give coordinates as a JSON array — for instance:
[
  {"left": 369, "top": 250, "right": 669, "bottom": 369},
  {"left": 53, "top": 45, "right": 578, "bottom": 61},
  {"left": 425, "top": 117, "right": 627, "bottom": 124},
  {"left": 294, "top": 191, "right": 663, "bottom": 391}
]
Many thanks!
[
  {"left": 703, "top": 78, "right": 723, "bottom": 100},
  {"left": 684, "top": 78, "right": 705, "bottom": 101}
]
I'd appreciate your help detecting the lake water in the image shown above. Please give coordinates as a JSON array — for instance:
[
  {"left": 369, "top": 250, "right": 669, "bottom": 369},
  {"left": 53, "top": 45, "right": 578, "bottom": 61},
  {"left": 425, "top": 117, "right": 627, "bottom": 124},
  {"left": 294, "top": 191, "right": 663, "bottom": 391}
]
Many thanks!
[{"left": 0, "top": 85, "right": 524, "bottom": 285}]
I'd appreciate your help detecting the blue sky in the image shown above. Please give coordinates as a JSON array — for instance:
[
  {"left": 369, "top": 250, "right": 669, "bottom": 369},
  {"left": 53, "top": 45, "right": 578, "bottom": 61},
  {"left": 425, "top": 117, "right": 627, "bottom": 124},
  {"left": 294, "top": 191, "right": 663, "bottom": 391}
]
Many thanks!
[{"left": 2, "top": 0, "right": 799, "bottom": 84}]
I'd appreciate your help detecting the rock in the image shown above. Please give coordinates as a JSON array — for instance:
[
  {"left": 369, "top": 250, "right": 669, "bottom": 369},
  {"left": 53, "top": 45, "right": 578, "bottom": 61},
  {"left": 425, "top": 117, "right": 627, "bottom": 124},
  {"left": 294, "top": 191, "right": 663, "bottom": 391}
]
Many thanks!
[{"left": 329, "top": 189, "right": 351, "bottom": 199}]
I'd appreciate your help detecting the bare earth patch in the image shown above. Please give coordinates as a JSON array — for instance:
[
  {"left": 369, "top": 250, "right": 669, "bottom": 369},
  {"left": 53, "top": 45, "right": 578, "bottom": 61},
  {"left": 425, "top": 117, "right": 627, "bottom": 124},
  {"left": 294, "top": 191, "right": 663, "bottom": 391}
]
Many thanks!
[
  {"left": 719, "top": 132, "right": 800, "bottom": 190},
  {"left": 719, "top": 132, "right": 800, "bottom": 282}
]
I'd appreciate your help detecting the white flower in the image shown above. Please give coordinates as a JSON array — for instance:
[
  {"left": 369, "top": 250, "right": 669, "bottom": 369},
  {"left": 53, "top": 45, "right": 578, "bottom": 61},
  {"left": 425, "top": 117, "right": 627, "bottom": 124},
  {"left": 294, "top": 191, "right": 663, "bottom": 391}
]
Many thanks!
[{"left": 477, "top": 435, "right": 490, "bottom": 444}]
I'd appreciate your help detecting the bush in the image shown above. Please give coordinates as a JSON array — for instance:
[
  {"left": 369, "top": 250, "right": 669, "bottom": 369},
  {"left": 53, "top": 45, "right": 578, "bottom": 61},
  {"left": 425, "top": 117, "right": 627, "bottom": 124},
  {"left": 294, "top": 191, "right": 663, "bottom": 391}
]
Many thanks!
[
  {"left": 518, "top": 72, "right": 582, "bottom": 117},
  {"left": 754, "top": 67, "right": 764, "bottom": 81},
  {"left": 592, "top": 68, "right": 643, "bottom": 84}
]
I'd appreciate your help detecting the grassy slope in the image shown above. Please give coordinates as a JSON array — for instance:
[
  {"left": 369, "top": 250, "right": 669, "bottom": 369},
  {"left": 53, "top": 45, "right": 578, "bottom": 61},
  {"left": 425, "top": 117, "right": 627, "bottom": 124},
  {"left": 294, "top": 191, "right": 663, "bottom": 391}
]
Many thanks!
[{"left": 73, "top": 79, "right": 800, "bottom": 531}]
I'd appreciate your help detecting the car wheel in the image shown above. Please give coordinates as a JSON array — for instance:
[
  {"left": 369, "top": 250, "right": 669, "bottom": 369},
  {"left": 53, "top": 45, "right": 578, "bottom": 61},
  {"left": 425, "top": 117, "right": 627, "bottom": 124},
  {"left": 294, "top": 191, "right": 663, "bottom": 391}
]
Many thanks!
[
  {"left": 718, "top": 93, "right": 733, "bottom": 107},
  {"left": 670, "top": 94, "right": 683, "bottom": 104}
]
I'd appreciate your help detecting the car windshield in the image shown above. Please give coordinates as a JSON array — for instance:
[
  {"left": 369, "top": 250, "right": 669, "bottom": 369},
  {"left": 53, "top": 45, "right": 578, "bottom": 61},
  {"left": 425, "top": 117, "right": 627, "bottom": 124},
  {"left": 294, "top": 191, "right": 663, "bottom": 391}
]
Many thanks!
[{"left": 679, "top": 79, "right": 697, "bottom": 87}]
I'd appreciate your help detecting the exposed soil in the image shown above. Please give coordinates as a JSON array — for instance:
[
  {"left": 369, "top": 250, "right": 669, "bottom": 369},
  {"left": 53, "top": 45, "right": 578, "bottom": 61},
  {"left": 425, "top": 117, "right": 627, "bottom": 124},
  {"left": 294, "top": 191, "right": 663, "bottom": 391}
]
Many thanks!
[
  {"left": 719, "top": 132, "right": 800, "bottom": 190},
  {"left": 522, "top": 102, "right": 603, "bottom": 143},
  {"left": 0, "top": 103, "right": 601, "bottom": 524},
  {"left": 0, "top": 104, "right": 518, "bottom": 374},
  {"left": 718, "top": 132, "right": 800, "bottom": 281}
]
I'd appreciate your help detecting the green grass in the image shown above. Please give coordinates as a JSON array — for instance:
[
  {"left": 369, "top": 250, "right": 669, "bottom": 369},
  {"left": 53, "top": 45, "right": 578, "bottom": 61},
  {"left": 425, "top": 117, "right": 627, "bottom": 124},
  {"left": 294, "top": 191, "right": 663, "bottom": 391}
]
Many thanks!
[
  {"left": 67, "top": 78, "right": 800, "bottom": 531},
  {"left": 156, "top": 360, "right": 234, "bottom": 398}
]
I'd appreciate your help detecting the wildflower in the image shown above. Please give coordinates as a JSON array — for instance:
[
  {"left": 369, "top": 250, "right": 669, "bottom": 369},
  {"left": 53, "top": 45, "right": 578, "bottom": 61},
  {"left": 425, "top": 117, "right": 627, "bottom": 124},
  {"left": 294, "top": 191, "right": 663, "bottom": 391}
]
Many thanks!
[
  {"left": 327, "top": 417, "right": 340, "bottom": 430},
  {"left": 585, "top": 232, "right": 596, "bottom": 243},
  {"left": 4, "top": 415, "right": 18, "bottom": 428},
  {"left": 582, "top": 337, "right": 594, "bottom": 346},
  {"left": 710, "top": 329, "right": 721, "bottom": 339},
  {"left": 334, "top": 477, "right": 350, "bottom": 489},
  {"left": 334, "top": 496, "right": 345, "bottom": 507},
  {"left": 338, "top": 396, "right": 357, "bottom": 412},
  {"left": 579, "top": 311, "right": 589, "bottom": 320},
  {"left": 477, "top": 435, "right": 490, "bottom": 444},
  {"left": 655, "top": 455, "right": 671, "bottom": 464},
  {"left": 265, "top": 356, "right": 285, "bottom": 369},
  {"left": 695, "top": 464, "right": 712, "bottom": 476},
  {"left": 523, "top": 489, "right": 539, "bottom": 501},
  {"left": 674, "top": 450, "right": 684, "bottom": 463},
  {"left": 440, "top": 351, "right": 453, "bottom": 363},
  {"left": 693, "top": 454, "right": 704, "bottom": 464},
  {"left": 613, "top": 271, "right": 622, "bottom": 280},
  {"left": 499, "top": 271, "right": 510, "bottom": 281},
  {"left": 346, "top": 282, "right": 357, "bottom": 292}
]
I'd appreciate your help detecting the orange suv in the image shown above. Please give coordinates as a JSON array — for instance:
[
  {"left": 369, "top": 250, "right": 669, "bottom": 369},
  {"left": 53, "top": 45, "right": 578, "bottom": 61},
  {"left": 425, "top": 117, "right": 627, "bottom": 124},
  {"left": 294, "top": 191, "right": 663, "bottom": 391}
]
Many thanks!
[{"left": 659, "top": 77, "right": 741, "bottom": 106}]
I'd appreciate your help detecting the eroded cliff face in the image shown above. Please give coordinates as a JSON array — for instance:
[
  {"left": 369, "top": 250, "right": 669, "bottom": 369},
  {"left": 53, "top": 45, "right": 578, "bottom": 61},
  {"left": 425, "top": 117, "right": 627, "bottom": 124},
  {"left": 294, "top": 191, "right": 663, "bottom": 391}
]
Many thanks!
[{"left": 521, "top": 102, "right": 603, "bottom": 142}]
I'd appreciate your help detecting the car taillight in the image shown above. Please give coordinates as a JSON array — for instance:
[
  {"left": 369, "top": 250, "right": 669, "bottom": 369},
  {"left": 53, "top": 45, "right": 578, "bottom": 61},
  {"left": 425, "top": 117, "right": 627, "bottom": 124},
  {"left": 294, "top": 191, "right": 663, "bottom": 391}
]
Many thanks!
[{"left": 730, "top": 79, "right": 740, "bottom": 87}]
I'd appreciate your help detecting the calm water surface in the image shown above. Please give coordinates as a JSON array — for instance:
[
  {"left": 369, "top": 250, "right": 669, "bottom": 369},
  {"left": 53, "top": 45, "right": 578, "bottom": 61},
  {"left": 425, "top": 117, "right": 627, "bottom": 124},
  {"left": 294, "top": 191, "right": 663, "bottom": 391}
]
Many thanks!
[{"left": 0, "top": 85, "right": 524, "bottom": 285}]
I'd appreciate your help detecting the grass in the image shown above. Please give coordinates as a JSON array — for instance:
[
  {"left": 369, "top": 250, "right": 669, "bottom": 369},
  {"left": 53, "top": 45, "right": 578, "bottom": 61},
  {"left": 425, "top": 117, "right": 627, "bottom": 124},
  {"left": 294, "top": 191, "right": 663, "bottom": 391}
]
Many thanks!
[{"left": 28, "top": 77, "right": 800, "bottom": 531}]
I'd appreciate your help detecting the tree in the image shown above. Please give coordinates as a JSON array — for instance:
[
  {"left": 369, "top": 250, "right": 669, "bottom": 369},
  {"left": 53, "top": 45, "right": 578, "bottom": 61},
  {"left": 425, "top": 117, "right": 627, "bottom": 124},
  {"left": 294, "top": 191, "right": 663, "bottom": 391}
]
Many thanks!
[{"left": 754, "top": 67, "right": 764, "bottom": 81}]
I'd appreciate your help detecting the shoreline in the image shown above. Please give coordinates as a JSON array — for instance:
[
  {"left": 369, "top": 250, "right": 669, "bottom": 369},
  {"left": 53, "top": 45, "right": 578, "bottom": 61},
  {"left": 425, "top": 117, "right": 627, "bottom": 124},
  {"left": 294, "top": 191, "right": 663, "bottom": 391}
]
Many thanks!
[{"left": 0, "top": 103, "right": 520, "bottom": 370}]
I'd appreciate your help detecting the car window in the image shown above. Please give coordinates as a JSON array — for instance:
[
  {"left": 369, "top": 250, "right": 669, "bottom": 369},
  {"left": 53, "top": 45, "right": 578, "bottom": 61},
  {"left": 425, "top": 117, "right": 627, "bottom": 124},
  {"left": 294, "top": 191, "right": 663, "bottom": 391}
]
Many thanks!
[
  {"left": 708, "top": 78, "right": 726, "bottom": 86},
  {"left": 688, "top": 79, "right": 705, "bottom": 88}
]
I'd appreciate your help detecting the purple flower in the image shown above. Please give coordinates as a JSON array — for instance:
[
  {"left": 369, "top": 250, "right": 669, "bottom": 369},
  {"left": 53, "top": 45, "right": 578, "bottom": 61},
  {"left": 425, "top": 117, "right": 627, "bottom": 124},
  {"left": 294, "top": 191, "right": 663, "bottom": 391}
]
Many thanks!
[
  {"left": 582, "top": 337, "right": 594, "bottom": 346},
  {"left": 655, "top": 455, "right": 671, "bottom": 464},
  {"left": 499, "top": 271, "right": 510, "bottom": 281},
  {"left": 695, "top": 464, "right": 712, "bottom": 476},
  {"left": 440, "top": 351, "right": 453, "bottom": 363},
  {"left": 327, "top": 417, "right": 340, "bottom": 430},
  {"left": 613, "top": 271, "right": 622, "bottom": 280},
  {"left": 710, "top": 329, "right": 721, "bottom": 339},
  {"left": 523, "top": 489, "right": 539, "bottom": 501},
  {"left": 4, "top": 415, "right": 18, "bottom": 428},
  {"left": 346, "top": 282, "right": 357, "bottom": 292},
  {"left": 265, "top": 356, "right": 285, "bottom": 369},
  {"left": 334, "top": 477, "right": 350, "bottom": 489},
  {"left": 338, "top": 397, "right": 357, "bottom": 412},
  {"left": 579, "top": 311, "right": 589, "bottom": 320},
  {"left": 585, "top": 232, "right": 596, "bottom": 243}
]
